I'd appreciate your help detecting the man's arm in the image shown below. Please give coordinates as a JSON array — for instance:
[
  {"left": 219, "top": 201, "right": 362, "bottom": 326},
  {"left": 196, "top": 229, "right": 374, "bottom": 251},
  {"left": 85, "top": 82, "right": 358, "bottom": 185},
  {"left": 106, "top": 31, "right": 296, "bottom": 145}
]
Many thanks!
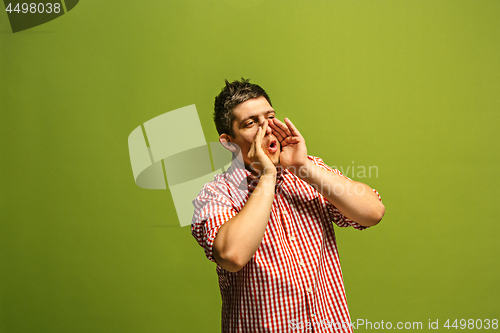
[
  {"left": 270, "top": 118, "right": 385, "bottom": 227},
  {"left": 212, "top": 174, "right": 275, "bottom": 272},
  {"left": 297, "top": 160, "right": 384, "bottom": 226},
  {"left": 213, "top": 121, "right": 276, "bottom": 272}
]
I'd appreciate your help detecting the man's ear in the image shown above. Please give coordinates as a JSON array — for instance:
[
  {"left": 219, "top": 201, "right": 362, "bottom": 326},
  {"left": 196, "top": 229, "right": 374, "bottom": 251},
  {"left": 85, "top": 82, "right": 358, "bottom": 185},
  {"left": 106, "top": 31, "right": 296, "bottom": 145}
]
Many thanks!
[{"left": 219, "top": 134, "right": 239, "bottom": 153}]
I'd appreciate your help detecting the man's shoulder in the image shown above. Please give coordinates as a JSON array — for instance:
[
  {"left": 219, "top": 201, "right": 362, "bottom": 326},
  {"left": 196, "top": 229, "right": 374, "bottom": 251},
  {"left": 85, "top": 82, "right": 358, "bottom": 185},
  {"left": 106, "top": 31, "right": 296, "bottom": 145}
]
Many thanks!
[
  {"left": 192, "top": 169, "right": 250, "bottom": 216},
  {"left": 194, "top": 169, "right": 246, "bottom": 201},
  {"left": 197, "top": 172, "right": 231, "bottom": 195}
]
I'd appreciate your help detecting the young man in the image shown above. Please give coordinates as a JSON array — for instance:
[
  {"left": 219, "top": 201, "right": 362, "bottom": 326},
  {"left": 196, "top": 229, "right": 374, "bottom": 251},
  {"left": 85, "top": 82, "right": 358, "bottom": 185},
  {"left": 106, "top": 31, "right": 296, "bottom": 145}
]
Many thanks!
[{"left": 191, "top": 79, "right": 385, "bottom": 333}]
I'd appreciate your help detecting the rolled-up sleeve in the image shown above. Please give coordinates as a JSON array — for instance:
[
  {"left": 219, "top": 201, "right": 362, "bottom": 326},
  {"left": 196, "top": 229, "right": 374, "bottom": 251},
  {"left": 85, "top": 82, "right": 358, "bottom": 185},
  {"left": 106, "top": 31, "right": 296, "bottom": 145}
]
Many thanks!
[
  {"left": 191, "top": 183, "right": 238, "bottom": 263},
  {"left": 307, "top": 155, "right": 382, "bottom": 231}
]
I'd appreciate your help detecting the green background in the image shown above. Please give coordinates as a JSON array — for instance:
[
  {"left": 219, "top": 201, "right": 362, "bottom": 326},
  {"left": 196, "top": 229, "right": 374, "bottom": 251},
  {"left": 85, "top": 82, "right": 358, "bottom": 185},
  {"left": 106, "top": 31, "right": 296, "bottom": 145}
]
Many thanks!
[{"left": 1, "top": 1, "right": 498, "bottom": 332}]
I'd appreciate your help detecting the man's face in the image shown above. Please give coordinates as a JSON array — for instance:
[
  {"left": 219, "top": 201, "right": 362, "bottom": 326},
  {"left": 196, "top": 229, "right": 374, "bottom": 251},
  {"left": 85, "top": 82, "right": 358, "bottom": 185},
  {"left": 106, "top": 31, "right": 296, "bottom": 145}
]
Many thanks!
[{"left": 224, "top": 96, "right": 280, "bottom": 169}]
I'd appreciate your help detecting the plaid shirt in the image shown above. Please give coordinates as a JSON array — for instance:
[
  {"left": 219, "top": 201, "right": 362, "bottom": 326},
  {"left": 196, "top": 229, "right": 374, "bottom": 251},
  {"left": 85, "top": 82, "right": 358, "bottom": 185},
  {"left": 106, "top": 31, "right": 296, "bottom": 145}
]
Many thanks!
[{"left": 192, "top": 156, "right": 381, "bottom": 333}]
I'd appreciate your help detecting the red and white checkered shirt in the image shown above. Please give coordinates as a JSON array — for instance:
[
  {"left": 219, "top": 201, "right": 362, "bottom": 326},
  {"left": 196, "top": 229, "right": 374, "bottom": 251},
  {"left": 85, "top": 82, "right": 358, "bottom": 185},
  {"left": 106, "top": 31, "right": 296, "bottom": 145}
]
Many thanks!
[{"left": 192, "top": 156, "right": 381, "bottom": 333}]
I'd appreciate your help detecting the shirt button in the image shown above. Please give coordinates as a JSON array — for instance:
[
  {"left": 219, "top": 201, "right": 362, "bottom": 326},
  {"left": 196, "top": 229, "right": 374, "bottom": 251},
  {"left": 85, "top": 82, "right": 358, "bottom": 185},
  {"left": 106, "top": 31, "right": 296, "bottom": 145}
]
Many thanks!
[
  {"left": 299, "top": 261, "right": 305, "bottom": 267},
  {"left": 306, "top": 287, "right": 312, "bottom": 293},
  {"left": 290, "top": 236, "right": 296, "bottom": 241},
  {"left": 311, "top": 314, "right": 316, "bottom": 318}
]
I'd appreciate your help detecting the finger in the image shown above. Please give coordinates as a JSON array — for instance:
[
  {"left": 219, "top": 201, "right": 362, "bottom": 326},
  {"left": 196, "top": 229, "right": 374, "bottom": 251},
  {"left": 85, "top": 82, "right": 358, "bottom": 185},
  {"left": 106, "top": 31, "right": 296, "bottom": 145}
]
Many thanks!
[
  {"left": 271, "top": 118, "right": 292, "bottom": 137},
  {"left": 284, "top": 118, "right": 301, "bottom": 137},
  {"left": 269, "top": 122, "right": 286, "bottom": 142},
  {"left": 248, "top": 126, "right": 261, "bottom": 157},
  {"left": 254, "top": 126, "right": 263, "bottom": 148},
  {"left": 272, "top": 118, "right": 292, "bottom": 137},
  {"left": 269, "top": 125, "right": 285, "bottom": 142},
  {"left": 248, "top": 139, "right": 255, "bottom": 158},
  {"left": 269, "top": 119, "right": 287, "bottom": 141},
  {"left": 281, "top": 136, "right": 300, "bottom": 146},
  {"left": 254, "top": 124, "right": 266, "bottom": 155}
]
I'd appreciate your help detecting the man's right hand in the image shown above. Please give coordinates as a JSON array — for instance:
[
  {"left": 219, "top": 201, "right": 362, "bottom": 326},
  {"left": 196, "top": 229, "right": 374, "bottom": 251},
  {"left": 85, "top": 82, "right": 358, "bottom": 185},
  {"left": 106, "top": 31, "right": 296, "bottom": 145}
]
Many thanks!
[{"left": 247, "top": 120, "right": 276, "bottom": 178}]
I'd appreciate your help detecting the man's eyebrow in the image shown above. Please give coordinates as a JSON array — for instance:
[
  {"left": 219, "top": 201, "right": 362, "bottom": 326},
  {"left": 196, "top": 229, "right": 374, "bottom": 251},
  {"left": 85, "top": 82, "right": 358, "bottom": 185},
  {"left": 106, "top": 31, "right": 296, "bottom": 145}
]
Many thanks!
[{"left": 239, "top": 110, "right": 275, "bottom": 124}]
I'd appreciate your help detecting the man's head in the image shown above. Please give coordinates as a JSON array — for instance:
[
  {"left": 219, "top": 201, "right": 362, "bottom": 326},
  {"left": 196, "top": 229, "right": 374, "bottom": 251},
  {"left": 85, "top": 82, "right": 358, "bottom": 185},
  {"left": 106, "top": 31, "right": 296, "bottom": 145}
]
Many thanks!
[
  {"left": 214, "top": 78, "right": 272, "bottom": 137},
  {"left": 214, "top": 79, "right": 280, "bottom": 169}
]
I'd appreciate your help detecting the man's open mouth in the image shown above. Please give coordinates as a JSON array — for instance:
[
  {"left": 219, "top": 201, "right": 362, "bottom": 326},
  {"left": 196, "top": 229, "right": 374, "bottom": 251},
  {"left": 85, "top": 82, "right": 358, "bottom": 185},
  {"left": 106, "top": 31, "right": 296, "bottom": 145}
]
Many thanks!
[{"left": 267, "top": 139, "right": 278, "bottom": 154}]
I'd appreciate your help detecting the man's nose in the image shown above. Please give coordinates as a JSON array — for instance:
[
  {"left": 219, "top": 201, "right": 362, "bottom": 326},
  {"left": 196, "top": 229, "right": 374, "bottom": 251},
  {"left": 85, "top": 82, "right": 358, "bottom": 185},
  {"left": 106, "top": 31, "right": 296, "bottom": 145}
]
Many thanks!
[
  {"left": 259, "top": 119, "right": 273, "bottom": 135},
  {"left": 265, "top": 123, "right": 272, "bottom": 135}
]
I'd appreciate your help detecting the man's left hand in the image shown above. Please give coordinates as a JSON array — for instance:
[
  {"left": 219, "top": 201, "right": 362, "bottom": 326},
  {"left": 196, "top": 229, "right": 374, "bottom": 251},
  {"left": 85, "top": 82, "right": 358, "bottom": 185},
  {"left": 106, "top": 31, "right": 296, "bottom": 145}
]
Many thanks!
[{"left": 269, "top": 118, "right": 309, "bottom": 173}]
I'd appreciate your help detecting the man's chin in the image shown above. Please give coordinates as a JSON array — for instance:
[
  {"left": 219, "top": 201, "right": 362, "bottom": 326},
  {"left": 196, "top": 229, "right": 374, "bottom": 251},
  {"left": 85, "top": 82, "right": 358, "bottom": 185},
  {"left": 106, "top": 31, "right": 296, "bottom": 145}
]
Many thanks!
[{"left": 267, "top": 152, "right": 280, "bottom": 166}]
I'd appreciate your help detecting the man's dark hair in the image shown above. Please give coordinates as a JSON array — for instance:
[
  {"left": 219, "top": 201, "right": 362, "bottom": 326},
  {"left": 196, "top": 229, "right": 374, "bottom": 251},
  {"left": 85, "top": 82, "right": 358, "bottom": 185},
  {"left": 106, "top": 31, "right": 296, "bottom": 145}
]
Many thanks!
[{"left": 213, "top": 78, "right": 272, "bottom": 137}]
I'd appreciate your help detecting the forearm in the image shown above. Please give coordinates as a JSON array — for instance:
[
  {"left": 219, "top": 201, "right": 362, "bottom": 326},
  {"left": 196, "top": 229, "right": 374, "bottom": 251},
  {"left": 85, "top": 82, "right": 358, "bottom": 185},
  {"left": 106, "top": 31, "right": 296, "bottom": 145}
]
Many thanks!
[
  {"left": 297, "top": 161, "right": 385, "bottom": 227},
  {"left": 213, "top": 174, "right": 276, "bottom": 272}
]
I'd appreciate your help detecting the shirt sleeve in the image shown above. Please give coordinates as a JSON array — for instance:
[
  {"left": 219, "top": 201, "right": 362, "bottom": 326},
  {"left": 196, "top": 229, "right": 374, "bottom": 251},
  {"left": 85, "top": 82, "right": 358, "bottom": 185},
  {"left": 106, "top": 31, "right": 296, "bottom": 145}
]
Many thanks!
[
  {"left": 307, "top": 156, "right": 382, "bottom": 231},
  {"left": 191, "top": 182, "right": 238, "bottom": 263}
]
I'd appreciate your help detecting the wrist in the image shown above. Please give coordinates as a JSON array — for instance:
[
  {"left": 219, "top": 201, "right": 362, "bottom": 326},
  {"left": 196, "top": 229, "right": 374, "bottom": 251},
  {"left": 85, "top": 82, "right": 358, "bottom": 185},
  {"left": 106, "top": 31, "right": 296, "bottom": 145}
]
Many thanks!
[
  {"left": 291, "top": 159, "right": 314, "bottom": 180},
  {"left": 260, "top": 164, "right": 278, "bottom": 178},
  {"left": 260, "top": 172, "right": 277, "bottom": 182}
]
